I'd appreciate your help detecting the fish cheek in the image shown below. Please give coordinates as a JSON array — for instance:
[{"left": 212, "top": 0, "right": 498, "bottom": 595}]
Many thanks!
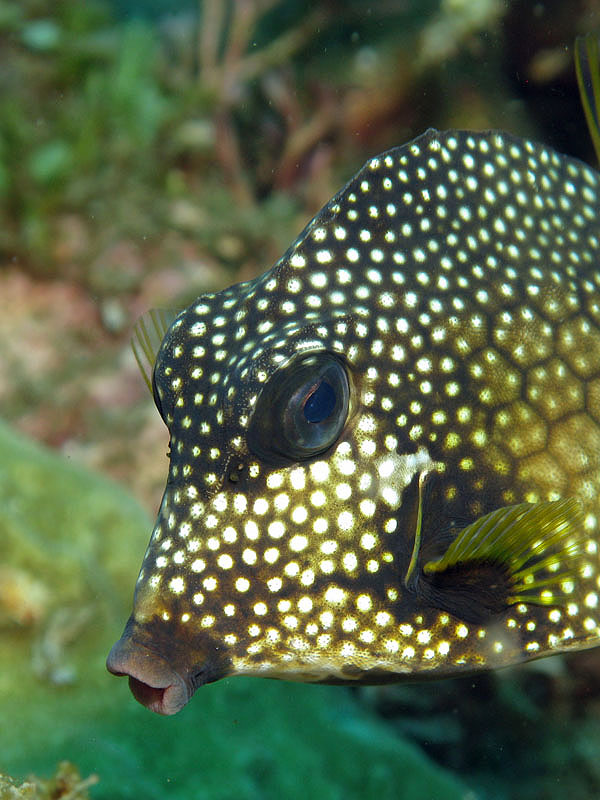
[{"left": 131, "top": 574, "right": 166, "bottom": 625}]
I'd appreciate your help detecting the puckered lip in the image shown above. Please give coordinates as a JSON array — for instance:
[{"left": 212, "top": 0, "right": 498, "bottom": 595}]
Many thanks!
[{"left": 106, "top": 635, "right": 192, "bottom": 716}]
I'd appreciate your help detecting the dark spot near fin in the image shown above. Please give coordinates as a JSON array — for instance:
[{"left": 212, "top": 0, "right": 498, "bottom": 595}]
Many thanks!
[{"left": 416, "top": 560, "right": 515, "bottom": 624}]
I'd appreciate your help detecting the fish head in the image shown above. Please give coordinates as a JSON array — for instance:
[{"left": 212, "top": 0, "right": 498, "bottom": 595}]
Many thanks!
[
  {"left": 106, "top": 250, "right": 425, "bottom": 712},
  {"left": 108, "top": 129, "right": 600, "bottom": 714}
]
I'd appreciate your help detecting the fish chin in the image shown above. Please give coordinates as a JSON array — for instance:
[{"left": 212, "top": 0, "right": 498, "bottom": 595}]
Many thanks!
[{"left": 106, "top": 633, "right": 193, "bottom": 715}]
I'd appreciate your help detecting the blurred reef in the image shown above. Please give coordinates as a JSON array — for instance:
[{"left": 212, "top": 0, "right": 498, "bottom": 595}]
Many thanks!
[
  {"left": 3, "top": 0, "right": 600, "bottom": 798},
  {"left": 3, "top": 0, "right": 600, "bottom": 506},
  {"left": 1, "top": 0, "right": 598, "bottom": 284},
  {"left": 0, "top": 762, "right": 98, "bottom": 800}
]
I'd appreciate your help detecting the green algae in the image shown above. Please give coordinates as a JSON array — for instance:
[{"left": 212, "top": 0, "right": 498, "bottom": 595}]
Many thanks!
[{"left": 0, "top": 419, "right": 471, "bottom": 799}]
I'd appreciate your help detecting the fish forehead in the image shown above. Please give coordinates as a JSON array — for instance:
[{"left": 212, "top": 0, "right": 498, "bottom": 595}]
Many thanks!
[
  {"left": 136, "top": 128, "right": 600, "bottom": 680},
  {"left": 158, "top": 126, "right": 600, "bottom": 387}
]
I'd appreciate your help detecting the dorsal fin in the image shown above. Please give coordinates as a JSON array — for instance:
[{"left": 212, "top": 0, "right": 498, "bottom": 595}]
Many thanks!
[
  {"left": 575, "top": 33, "right": 600, "bottom": 164},
  {"left": 132, "top": 309, "right": 178, "bottom": 393}
]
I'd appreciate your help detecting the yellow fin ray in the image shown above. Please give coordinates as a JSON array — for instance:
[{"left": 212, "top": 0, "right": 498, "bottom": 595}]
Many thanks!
[
  {"left": 132, "top": 309, "right": 178, "bottom": 393},
  {"left": 423, "top": 498, "right": 586, "bottom": 609}
]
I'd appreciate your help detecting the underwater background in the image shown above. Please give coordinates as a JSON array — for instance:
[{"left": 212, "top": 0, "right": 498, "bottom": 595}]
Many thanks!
[{"left": 2, "top": 0, "right": 600, "bottom": 797}]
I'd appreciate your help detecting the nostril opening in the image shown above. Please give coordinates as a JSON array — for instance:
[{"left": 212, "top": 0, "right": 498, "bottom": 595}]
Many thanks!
[{"left": 128, "top": 676, "right": 168, "bottom": 711}]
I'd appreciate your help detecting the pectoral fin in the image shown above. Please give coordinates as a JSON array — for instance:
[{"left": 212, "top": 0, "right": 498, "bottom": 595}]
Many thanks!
[
  {"left": 575, "top": 33, "right": 600, "bottom": 164},
  {"left": 417, "top": 499, "right": 586, "bottom": 624}
]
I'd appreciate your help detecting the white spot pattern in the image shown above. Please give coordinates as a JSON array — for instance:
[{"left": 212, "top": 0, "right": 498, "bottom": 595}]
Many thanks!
[{"left": 128, "top": 129, "right": 600, "bottom": 688}]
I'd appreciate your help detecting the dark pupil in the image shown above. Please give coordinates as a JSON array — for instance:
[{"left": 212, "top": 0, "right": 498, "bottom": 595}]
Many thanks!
[{"left": 303, "top": 380, "right": 336, "bottom": 423}]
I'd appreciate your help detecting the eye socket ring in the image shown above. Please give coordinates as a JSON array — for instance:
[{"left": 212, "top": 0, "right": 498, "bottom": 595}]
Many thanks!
[{"left": 248, "top": 352, "right": 350, "bottom": 463}]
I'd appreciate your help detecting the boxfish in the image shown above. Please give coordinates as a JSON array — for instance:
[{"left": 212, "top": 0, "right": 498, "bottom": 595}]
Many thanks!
[{"left": 107, "top": 43, "right": 600, "bottom": 715}]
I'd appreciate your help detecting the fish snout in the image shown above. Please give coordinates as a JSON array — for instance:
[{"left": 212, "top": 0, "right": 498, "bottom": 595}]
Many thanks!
[{"left": 106, "top": 633, "right": 192, "bottom": 715}]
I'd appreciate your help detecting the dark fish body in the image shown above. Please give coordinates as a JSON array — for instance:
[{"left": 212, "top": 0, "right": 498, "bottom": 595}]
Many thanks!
[{"left": 108, "top": 128, "right": 600, "bottom": 714}]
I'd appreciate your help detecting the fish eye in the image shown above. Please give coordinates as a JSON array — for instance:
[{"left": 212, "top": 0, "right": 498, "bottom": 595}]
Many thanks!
[{"left": 248, "top": 353, "right": 350, "bottom": 463}]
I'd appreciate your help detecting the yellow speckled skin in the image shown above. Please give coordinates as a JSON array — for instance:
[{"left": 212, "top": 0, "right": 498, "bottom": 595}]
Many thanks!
[{"left": 110, "top": 129, "right": 600, "bottom": 711}]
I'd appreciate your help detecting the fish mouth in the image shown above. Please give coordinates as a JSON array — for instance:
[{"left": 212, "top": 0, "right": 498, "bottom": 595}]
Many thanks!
[{"left": 106, "top": 635, "right": 192, "bottom": 716}]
